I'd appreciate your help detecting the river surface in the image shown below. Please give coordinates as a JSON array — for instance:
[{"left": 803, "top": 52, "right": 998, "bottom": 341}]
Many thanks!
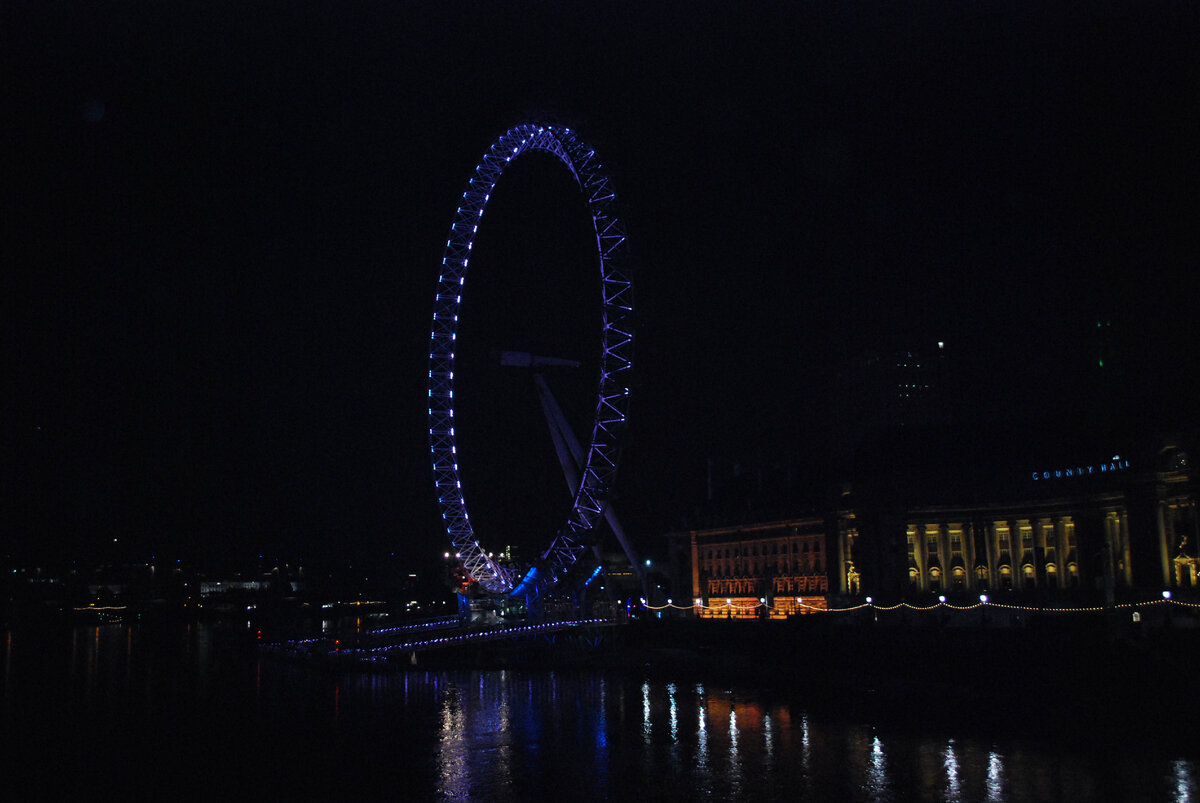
[{"left": 2, "top": 622, "right": 1196, "bottom": 801}]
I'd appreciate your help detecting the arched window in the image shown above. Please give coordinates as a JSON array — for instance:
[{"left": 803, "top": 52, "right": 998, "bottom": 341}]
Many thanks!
[{"left": 999, "top": 565, "right": 1013, "bottom": 591}]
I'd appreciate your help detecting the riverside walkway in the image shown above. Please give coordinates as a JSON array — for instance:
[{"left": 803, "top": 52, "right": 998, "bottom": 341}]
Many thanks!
[{"left": 264, "top": 614, "right": 624, "bottom": 667}]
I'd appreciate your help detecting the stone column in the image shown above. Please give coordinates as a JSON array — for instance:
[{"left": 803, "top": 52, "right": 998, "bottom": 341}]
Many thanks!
[
  {"left": 690, "top": 533, "right": 701, "bottom": 610},
  {"left": 913, "top": 522, "right": 926, "bottom": 593},
  {"left": 1157, "top": 502, "right": 1171, "bottom": 587},
  {"left": 1102, "top": 513, "right": 1116, "bottom": 607},
  {"left": 965, "top": 522, "right": 977, "bottom": 592},
  {"left": 1120, "top": 510, "right": 1133, "bottom": 587},
  {"left": 938, "top": 523, "right": 951, "bottom": 590},
  {"left": 1008, "top": 519, "right": 1019, "bottom": 589},
  {"left": 1050, "top": 517, "right": 1065, "bottom": 589},
  {"left": 984, "top": 521, "right": 998, "bottom": 590},
  {"left": 1033, "top": 518, "right": 1047, "bottom": 588},
  {"left": 837, "top": 521, "right": 850, "bottom": 595}
]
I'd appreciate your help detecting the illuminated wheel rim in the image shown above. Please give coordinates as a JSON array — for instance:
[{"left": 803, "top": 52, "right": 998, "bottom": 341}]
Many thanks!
[{"left": 427, "top": 124, "right": 633, "bottom": 595}]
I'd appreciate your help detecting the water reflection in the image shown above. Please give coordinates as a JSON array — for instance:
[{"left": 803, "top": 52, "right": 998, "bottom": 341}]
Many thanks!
[
  {"left": 728, "top": 700, "right": 742, "bottom": 797},
  {"left": 417, "top": 670, "right": 1200, "bottom": 802},
  {"left": 434, "top": 671, "right": 521, "bottom": 801},
  {"left": 945, "top": 739, "right": 961, "bottom": 801},
  {"left": 667, "top": 681, "right": 678, "bottom": 743},
  {"left": 3, "top": 625, "right": 1197, "bottom": 802},
  {"left": 763, "top": 707, "right": 774, "bottom": 764},
  {"left": 641, "top": 680, "right": 651, "bottom": 742},
  {"left": 987, "top": 750, "right": 1004, "bottom": 803},
  {"left": 869, "top": 734, "right": 889, "bottom": 802},
  {"left": 1175, "top": 759, "right": 1195, "bottom": 803}
]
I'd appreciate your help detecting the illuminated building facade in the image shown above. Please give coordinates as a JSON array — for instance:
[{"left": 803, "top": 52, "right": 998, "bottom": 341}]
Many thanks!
[
  {"left": 900, "top": 497, "right": 1125, "bottom": 595},
  {"left": 897, "top": 446, "right": 1197, "bottom": 598},
  {"left": 666, "top": 443, "right": 1198, "bottom": 611},
  {"left": 1155, "top": 447, "right": 1198, "bottom": 588},
  {"left": 669, "top": 515, "right": 860, "bottom": 618}
]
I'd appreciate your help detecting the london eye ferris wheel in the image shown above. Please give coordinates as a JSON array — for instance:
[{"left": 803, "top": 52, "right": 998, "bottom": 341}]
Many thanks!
[{"left": 427, "top": 124, "right": 634, "bottom": 598}]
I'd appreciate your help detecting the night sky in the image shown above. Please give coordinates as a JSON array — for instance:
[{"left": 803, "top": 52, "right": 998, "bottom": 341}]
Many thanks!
[{"left": 5, "top": 2, "right": 1200, "bottom": 573}]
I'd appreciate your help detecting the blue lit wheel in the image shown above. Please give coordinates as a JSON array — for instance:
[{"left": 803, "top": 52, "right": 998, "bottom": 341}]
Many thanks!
[{"left": 427, "top": 124, "right": 633, "bottom": 596}]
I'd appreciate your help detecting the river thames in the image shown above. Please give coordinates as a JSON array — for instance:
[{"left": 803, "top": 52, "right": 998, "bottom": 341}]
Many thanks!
[{"left": 2, "top": 622, "right": 1196, "bottom": 801}]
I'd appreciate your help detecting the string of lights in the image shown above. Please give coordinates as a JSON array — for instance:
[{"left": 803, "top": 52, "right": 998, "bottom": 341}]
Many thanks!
[
  {"left": 369, "top": 616, "right": 460, "bottom": 636},
  {"left": 641, "top": 591, "right": 1197, "bottom": 615},
  {"left": 265, "top": 617, "right": 618, "bottom": 662},
  {"left": 351, "top": 618, "right": 613, "bottom": 659},
  {"left": 266, "top": 595, "right": 1197, "bottom": 662}
]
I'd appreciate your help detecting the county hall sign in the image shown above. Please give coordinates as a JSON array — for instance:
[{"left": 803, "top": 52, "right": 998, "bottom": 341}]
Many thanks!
[{"left": 1031, "top": 458, "right": 1130, "bottom": 481}]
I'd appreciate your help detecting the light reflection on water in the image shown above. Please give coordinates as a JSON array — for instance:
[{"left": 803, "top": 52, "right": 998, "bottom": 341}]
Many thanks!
[
  {"left": 988, "top": 750, "right": 1004, "bottom": 803},
  {"left": 414, "top": 669, "right": 1200, "bottom": 802},
  {"left": 869, "top": 734, "right": 889, "bottom": 802},
  {"left": 2, "top": 624, "right": 1198, "bottom": 802},
  {"left": 946, "top": 739, "right": 961, "bottom": 801},
  {"left": 667, "top": 681, "right": 678, "bottom": 743},
  {"left": 1176, "top": 759, "right": 1196, "bottom": 803}
]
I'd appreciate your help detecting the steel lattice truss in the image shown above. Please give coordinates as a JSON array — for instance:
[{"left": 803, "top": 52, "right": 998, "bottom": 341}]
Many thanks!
[{"left": 427, "top": 124, "right": 633, "bottom": 596}]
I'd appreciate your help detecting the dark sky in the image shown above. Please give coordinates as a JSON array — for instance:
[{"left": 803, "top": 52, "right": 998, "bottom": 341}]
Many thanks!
[{"left": 5, "top": 1, "right": 1199, "bottom": 570}]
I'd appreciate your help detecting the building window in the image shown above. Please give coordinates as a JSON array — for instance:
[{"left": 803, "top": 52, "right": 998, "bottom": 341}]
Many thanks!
[
  {"left": 949, "top": 529, "right": 963, "bottom": 556},
  {"left": 995, "top": 523, "right": 1012, "bottom": 556},
  {"left": 1040, "top": 519, "right": 1056, "bottom": 553}
]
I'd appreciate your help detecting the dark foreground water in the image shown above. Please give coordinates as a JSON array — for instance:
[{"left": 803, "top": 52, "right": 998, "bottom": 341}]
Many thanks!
[{"left": 3, "top": 622, "right": 1197, "bottom": 802}]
